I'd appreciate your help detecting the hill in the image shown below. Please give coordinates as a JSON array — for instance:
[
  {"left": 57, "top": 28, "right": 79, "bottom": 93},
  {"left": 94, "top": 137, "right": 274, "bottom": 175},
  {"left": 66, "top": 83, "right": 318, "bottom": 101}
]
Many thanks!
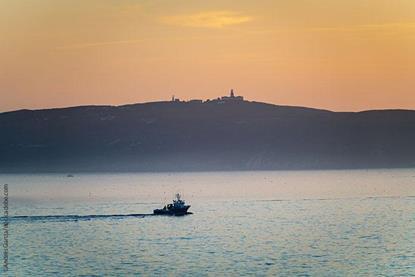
[{"left": 1, "top": 100, "right": 414, "bottom": 172}]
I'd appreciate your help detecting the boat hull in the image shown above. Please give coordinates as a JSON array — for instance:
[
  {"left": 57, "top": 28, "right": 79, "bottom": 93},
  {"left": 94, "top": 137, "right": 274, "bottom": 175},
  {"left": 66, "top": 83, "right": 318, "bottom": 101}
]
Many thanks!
[{"left": 153, "top": 205, "right": 191, "bottom": 216}]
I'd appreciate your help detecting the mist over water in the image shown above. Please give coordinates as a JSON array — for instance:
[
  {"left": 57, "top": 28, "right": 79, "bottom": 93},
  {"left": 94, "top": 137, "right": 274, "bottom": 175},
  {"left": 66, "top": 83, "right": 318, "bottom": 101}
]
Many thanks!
[{"left": 1, "top": 169, "right": 415, "bottom": 275}]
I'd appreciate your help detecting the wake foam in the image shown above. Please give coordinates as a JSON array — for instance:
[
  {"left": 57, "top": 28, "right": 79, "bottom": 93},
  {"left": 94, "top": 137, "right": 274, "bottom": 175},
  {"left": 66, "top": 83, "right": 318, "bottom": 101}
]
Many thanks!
[{"left": 0, "top": 213, "right": 155, "bottom": 223}]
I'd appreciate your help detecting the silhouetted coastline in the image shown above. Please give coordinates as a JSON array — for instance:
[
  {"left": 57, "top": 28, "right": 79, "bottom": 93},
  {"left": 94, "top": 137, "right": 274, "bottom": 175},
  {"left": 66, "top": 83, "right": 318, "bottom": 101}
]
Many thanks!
[{"left": 1, "top": 95, "right": 414, "bottom": 172}]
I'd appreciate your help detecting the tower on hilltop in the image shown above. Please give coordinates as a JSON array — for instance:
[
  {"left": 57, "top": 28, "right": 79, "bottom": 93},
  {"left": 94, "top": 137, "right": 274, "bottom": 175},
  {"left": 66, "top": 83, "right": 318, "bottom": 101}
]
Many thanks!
[{"left": 220, "top": 89, "right": 244, "bottom": 102}]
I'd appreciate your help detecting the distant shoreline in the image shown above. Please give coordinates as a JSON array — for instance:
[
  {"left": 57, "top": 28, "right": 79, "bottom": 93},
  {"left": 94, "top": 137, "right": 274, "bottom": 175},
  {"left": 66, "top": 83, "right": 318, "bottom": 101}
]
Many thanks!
[
  {"left": 1, "top": 166, "right": 415, "bottom": 175},
  {"left": 2, "top": 100, "right": 415, "bottom": 172}
]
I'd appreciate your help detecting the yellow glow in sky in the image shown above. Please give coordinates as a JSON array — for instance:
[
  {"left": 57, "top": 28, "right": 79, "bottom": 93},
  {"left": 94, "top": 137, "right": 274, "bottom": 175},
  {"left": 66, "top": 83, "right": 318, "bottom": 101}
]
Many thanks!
[
  {"left": 1, "top": 0, "right": 414, "bottom": 111},
  {"left": 161, "top": 11, "right": 253, "bottom": 28}
]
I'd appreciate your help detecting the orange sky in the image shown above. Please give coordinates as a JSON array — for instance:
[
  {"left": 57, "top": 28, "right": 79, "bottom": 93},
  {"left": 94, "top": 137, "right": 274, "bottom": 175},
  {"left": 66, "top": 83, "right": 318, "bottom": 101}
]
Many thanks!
[{"left": 1, "top": 0, "right": 414, "bottom": 112}]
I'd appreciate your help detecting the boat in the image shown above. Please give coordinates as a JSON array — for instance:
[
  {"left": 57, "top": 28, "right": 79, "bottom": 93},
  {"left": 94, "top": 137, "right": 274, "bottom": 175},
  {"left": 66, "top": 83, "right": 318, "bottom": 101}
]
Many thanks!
[{"left": 153, "top": 193, "right": 191, "bottom": 216}]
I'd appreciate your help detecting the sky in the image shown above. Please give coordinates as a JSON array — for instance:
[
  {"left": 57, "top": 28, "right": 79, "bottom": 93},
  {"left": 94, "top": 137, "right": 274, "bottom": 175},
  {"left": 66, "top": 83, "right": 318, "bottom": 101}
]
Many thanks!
[{"left": 1, "top": 0, "right": 414, "bottom": 112}]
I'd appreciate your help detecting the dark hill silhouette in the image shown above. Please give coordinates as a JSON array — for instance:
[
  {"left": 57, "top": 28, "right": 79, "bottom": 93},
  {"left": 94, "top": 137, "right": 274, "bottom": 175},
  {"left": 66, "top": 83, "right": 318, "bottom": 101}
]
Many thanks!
[{"left": 1, "top": 100, "right": 414, "bottom": 172}]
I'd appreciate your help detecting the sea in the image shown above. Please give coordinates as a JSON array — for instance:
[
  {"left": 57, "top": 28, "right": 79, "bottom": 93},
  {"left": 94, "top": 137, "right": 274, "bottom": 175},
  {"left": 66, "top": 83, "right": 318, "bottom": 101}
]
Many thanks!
[{"left": 1, "top": 169, "right": 415, "bottom": 276}]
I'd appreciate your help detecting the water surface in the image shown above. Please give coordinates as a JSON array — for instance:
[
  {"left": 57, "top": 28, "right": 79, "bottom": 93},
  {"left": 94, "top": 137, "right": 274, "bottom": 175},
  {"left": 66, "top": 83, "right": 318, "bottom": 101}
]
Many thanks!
[{"left": 1, "top": 169, "right": 415, "bottom": 275}]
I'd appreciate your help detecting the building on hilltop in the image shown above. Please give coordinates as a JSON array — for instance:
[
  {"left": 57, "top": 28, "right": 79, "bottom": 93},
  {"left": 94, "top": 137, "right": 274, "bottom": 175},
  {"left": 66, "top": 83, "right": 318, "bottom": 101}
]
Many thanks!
[
  {"left": 171, "top": 95, "right": 181, "bottom": 102},
  {"left": 170, "top": 89, "right": 244, "bottom": 104},
  {"left": 220, "top": 89, "right": 244, "bottom": 102}
]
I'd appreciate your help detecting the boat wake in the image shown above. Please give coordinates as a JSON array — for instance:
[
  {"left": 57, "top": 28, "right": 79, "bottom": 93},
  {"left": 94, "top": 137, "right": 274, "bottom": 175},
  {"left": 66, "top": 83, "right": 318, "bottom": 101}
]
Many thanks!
[
  {"left": 0, "top": 213, "right": 155, "bottom": 223},
  {"left": 0, "top": 211, "right": 193, "bottom": 223}
]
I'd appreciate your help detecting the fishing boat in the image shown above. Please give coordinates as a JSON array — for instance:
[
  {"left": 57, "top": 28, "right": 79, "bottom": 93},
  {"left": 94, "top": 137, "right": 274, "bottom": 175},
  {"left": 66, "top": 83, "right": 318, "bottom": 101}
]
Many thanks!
[{"left": 153, "top": 193, "right": 191, "bottom": 216}]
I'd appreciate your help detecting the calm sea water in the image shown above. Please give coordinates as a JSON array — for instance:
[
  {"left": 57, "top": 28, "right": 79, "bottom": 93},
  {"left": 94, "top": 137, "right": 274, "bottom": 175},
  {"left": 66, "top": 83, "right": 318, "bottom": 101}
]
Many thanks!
[{"left": 1, "top": 169, "right": 415, "bottom": 276}]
